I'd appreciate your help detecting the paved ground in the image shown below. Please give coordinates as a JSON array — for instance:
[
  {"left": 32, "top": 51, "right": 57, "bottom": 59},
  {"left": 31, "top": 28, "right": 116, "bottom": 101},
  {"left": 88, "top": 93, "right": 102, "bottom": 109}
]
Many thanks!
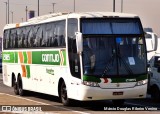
[{"left": 0, "top": 93, "right": 44, "bottom": 105}]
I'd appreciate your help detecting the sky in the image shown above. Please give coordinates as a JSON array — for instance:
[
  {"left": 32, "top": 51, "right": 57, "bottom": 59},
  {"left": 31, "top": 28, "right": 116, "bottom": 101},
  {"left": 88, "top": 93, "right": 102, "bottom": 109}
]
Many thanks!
[{"left": 0, "top": 0, "right": 160, "bottom": 37}]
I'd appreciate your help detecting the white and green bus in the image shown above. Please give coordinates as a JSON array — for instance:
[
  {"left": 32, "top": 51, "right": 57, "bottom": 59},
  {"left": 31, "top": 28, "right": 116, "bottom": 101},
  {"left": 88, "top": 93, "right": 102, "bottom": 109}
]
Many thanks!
[{"left": 2, "top": 12, "right": 148, "bottom": 105}]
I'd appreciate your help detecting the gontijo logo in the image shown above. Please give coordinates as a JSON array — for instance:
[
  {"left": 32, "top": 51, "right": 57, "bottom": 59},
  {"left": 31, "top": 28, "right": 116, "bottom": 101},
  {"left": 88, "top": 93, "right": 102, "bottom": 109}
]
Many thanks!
[
  {"left": 126, "top": 78, "right": 136, "bottom": 82},
  {"left": 3, "top": 54, "right": 10, "bottom": 60},
  {"left": 42, "top": 54, "right": 59, "bottom": 62}
]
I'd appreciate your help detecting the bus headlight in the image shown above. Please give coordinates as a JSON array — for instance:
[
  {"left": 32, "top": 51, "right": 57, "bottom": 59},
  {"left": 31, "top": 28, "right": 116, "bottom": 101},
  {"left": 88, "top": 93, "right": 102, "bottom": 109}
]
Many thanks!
[
  {"left": 83, "top": 81, "right": 99, "bottom": 87},
  {"left": 136, "top": 79, "right": 148, "bottom": 86}
]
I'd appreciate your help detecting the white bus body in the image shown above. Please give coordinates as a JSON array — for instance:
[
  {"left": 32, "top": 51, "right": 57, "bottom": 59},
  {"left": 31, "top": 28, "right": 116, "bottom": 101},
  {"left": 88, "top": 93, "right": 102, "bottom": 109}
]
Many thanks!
[{"left": 2, "top": 12, "right": 148, "bottom": 105}]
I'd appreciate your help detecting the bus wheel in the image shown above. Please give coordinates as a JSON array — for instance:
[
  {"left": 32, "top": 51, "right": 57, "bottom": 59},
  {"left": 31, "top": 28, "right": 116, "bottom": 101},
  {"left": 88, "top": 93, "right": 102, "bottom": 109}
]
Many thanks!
[
  {"left": 17, "top": 76, "right": 25, "bottom": 96},
  {"left": 112, "top": 99, "right": 125, "bottom": 106},
  {"left": 151, "top": 87, "right": 160, "bottom": 102},
  {"left": 13, "top": 76, "right": 19, "bottom": 95},
  {"left": 60, "top": 82, "right": 70, "bottom": 106}
]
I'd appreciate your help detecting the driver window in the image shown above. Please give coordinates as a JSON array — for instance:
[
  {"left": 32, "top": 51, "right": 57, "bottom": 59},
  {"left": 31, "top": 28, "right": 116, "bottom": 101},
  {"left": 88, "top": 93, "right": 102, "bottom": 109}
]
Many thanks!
[{"left": 68, "top": 18, "right": 81, "bottom": 78}]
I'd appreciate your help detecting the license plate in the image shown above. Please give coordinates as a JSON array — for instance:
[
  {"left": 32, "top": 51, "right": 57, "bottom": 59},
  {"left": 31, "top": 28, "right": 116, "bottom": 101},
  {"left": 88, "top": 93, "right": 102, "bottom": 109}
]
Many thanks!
[{"left": 113, "top": 92, "right": 123, "bottom": 95}]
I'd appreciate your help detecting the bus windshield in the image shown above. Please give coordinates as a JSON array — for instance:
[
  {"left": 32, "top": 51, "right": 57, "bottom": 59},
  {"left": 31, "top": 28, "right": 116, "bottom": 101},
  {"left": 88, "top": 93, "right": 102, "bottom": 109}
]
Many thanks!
[
  {"left": 82, "top": 37, "right": 147, "bottom": 77},
  {"left": 81, "top": 18, "right": 146, "bottom": 77}
]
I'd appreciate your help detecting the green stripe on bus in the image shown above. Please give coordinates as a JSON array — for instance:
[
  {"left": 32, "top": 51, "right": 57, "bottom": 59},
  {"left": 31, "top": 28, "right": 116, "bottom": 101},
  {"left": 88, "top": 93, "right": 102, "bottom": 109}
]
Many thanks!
[
  {"left": 23, "top": 52, "right": 28, "bottom": 63},
  {"left": 32, "top": 51, "right": 42, "bottom": 64},
  {"left": 136, "top": 74, "right": 148, "bottom": 81},
  {"left": 15, "top": 52, "right": 18, "bottom": 63},
  {"left": 111, "top": 75, "right": 148, "bottom": 83},
  {"left": 83, "top": 75, "right": 101, "bottom": 82},
  {"left": 83, "top": 75, "right": 147, "bottom": 83},
  {"left": 26, "top": 65, "right": 30, "bottom": 78},
  {"left": 3, "top": 50, "right": 66, "bottom": 66},
  {"left": 3, "top": 52, "right": 15, "bottom": 63}
]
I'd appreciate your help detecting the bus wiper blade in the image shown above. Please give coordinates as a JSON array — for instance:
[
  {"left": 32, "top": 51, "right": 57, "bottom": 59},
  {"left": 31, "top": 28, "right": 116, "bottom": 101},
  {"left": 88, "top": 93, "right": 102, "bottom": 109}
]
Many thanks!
[
  {"left": 101, "top": 54, "right": 115, "bottom": 77},
  {"left": 117, "top": 44, "right": 133, "bottom": 75},
  {"left": 117, "top": 54, "right": 134, "bottom": 75}
]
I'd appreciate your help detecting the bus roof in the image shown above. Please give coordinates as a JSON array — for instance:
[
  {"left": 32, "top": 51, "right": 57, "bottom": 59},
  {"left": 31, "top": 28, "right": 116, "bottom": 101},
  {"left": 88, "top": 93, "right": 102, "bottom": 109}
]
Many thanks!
[{"left": 3, "top": 12, "right": 139, "bottom": 30}]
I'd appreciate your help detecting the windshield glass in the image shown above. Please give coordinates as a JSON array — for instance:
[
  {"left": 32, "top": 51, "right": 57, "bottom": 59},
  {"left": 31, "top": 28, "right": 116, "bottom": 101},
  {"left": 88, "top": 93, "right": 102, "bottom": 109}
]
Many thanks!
[
  {"left": 81, "top": 18, "right": 142, "bottom": 35},
  {"left": 82, "top": 36, "right": 147, "bottom": 77}
]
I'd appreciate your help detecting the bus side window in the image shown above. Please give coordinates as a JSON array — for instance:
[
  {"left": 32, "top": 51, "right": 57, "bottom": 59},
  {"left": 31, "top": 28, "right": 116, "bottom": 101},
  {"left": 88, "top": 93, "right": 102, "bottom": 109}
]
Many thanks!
[
  {"left": 3, "top": 30, "right": 10, "bottom": 49},
  {"left": 28, "top": 26, "right": 36, "bottom": 47},
  {"left": 17, "top": 28, "right": 21, "bottom": 48},
  {"left": 10, "top": 29, "right": 18, "bottom": 48},
  {"left": 14, "top": 29, "right": 18, "bottom": 48},
  {"left": 55, "top": 21, "right": 66, "bottom": 47},
  {"left": 51, "top": 23, "right": 57, "bottom": 47},
  {"left": 35, "top": 25, "right": 43, "bottom": 47},
  {"left": 21, "top": 27, "right": 26, "bottom": 48},
  {"left": 41, "top": 24, "right": 47, "bottom": 47},
  {"left": 28, "top": 28, "right": 33, "bottom": 47},
  {"left": 10, "top": 29, "right": 13, "bottom": 48},
  {"left": 68, "top": 18, "right": 81, "bottom": 78},
  {"left": 17, "top": 28, "right": 23, "bottom": 48},
  {"left": 24, "top": 27, "right": 31, "bottom": 48},
  {"left": 3, "top": 31, "right": 6, "bottom": 49},
  {"left": 45, "top": 23, "right": 54, "bottom": 47},
  {"left": 33, "top": 25, "right": 39, "bottom": 47}
]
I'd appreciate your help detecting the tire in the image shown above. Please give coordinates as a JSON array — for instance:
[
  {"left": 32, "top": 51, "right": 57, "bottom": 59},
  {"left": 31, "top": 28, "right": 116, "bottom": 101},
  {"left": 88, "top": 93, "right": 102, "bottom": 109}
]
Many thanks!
[
  {"left": 112, "top": 99, "right": 125, "bottom": 106},
  {"left": 151, "top": 87, "right": 160, "bottom": 102},
  {"left": 12, "top": 76, "right": 19, "bottom": 95},
  {"left": 13, "top": 81, "right": 19, "bottom": 95},
  {"left": 60, "top": 81, "right": 71, "bottom": 106},
  {"left": 17, "top": 76, "right": 25, "bottom": 96}
]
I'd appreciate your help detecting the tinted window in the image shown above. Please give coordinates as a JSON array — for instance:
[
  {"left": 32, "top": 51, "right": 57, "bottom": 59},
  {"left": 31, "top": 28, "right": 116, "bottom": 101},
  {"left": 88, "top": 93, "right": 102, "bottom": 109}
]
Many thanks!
[
  {"left": 68, "top": 18, "right": 81, "bottom": 78},
  {"left": 3, "top": 20, "right": 66, "bottom": 49},
  {"left": 10, "top": 29, "right": 18, "bottom": 48},
  {"left": 81, "top": 18, "right": 142, "bottom": 34},
  {"left": 3, "top": 30, "right": 10, "bottom": 49},
  {"left": 55, "top": 21, "right": 66, "bottom": 46}
]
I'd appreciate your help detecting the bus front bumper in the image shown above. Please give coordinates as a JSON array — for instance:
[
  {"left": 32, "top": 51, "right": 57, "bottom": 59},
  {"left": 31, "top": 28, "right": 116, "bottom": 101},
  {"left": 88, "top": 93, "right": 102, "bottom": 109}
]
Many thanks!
[{"left": 75, "top": 84, "right": 147, "bottom": 101}]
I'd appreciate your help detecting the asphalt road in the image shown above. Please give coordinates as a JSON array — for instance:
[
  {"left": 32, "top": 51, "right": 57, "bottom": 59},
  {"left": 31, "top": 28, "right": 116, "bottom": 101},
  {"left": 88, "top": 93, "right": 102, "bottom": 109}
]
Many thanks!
[{"left": 0, "top": 73, "right": 160, "bottom": 114}]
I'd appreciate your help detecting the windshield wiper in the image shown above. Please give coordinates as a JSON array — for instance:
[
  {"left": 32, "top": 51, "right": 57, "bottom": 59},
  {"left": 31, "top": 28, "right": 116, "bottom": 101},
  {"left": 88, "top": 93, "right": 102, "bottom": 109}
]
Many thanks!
[
  {"left": 117, "top": 54, "right": 133, "bottom": 75},
  {"left": 117, "top": 45, "right": 134, "bottom": 75},
  {"left": 101, "top": 46, "right": 116, "bottom": 77},
  {"left": 101, "top": 46, "right": 134, "bottom": 77},
  {"left": 101, "top": 54, "right": 115, "bottom": 77}
]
